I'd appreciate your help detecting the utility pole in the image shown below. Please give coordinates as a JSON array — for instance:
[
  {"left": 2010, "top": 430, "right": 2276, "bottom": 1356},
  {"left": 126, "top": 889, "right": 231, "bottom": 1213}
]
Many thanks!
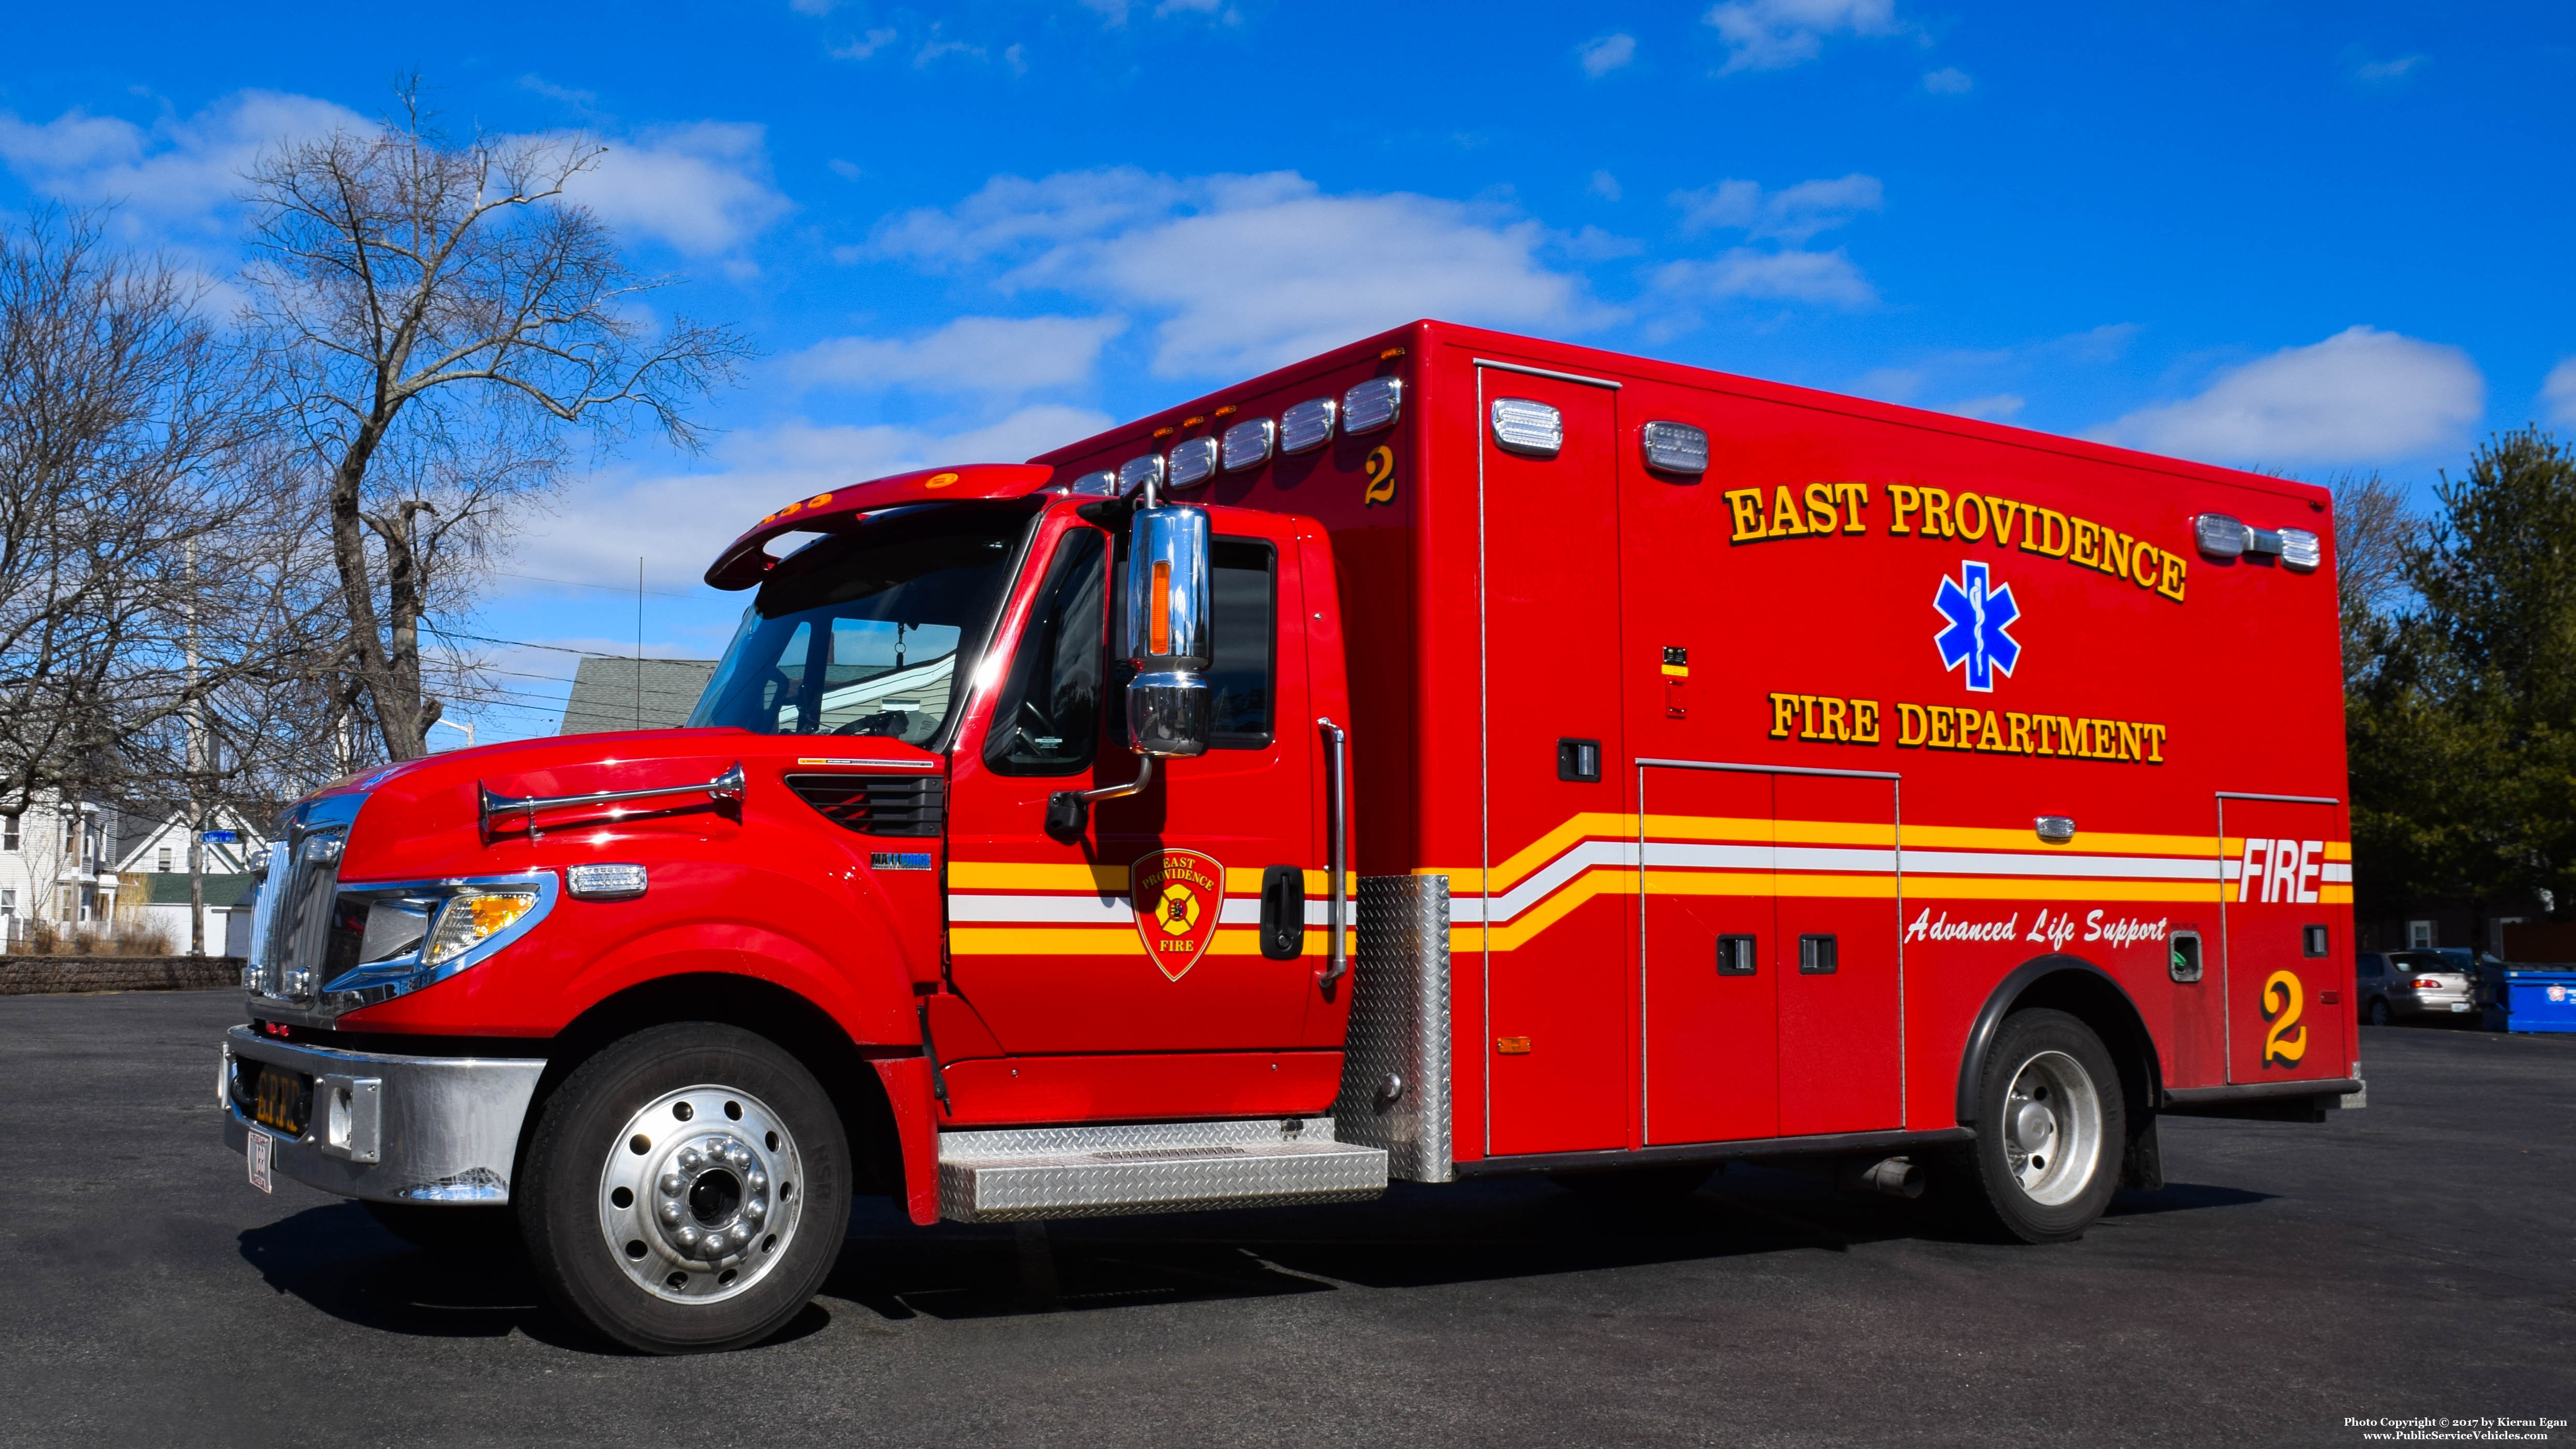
[{"left": 184, "top": 538, "right": 204, "bottom": 958}]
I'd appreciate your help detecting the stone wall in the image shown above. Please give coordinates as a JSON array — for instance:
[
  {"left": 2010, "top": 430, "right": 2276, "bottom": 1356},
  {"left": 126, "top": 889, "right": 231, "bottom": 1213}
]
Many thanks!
[{"left": 0, "top": 955, "right": 242, "bottom": 995}]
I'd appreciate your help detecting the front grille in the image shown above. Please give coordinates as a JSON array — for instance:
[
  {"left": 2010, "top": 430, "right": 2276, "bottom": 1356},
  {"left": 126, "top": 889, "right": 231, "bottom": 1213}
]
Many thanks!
[
  {"left": 252, "top": 829, "right": 345, "bottom": 998},
  {"left": 786, "top": 773, "right": 946, "bottom": 837}
]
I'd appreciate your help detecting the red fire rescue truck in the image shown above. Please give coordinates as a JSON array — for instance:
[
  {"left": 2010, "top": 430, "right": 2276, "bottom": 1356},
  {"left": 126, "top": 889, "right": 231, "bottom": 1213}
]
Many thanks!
[{"left": 220, "top": 319, "right": 2360, "bottom": 1353}]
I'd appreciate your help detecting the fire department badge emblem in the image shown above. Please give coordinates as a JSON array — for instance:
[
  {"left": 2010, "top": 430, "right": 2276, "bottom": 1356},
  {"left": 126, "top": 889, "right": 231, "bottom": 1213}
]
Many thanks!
[{"left": 1130, "top": 847, "right": 1225, "bottom": 982}]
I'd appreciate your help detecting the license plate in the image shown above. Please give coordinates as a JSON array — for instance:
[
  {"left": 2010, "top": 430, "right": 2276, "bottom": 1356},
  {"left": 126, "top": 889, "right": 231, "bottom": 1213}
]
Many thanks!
[
  {"left": 247, "top": 1128, "right": 274, "bottom": 1194},
  {"left": 2450, "top": 1003, "right": 2473, "bottom": 1012},
  {"left": 249, "top": 1063, "right": 311, "bottom": 1136}
]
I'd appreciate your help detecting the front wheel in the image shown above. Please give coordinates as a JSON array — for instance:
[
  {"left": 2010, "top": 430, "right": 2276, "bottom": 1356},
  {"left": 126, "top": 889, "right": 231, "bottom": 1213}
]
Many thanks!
[
  {"left": 1943, "top": 1008, "right": 2124, "bottom": 1244},
  {"left": 517, "top": 1023, "right": 850, "bottom": 1354}
]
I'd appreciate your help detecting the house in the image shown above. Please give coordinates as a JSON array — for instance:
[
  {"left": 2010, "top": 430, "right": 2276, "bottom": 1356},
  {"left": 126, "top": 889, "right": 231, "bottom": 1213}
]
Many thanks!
[
  {"left": 558, "top": 656, "right": 720, "bottom": 734},
  {"left": 130, "top": 871, "right": 258, "bottom": 957}
]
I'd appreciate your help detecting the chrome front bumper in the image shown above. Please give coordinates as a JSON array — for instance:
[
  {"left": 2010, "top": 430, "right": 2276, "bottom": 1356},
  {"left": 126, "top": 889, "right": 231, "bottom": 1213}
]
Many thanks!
[{"left": 219, "top": 1025, "right": 546, "bottom": 1204}]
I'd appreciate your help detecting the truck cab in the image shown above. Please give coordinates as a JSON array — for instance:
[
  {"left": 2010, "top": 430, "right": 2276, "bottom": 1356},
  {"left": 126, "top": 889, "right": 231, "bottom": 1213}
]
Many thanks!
[{"left": 222, "top": 462, "right": 1372, "bottom": 1353}]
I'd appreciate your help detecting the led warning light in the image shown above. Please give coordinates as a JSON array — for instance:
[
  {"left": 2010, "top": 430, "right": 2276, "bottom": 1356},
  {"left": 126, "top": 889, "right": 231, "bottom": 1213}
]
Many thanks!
[
  {"left": 1150, "top": 561, "right": 1172, "bottom": 655},
  {"left": 1280, "top": 398, "right": 1337, "bottom": 454},
  {"left": 2278, "top": 527, "right": 2322, "bottom": 572},
  {"left": 1491, "top": 397, "right": 1563, "bottom": 457},
  {"left": 1640, "top": 421, "right": 1709, "bottom": 475}
]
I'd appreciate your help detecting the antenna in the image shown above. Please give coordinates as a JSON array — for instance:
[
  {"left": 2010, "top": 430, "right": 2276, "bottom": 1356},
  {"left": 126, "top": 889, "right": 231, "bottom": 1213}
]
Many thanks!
[{"left": 635, "top": 555, "right": 645, "bottom": 730}]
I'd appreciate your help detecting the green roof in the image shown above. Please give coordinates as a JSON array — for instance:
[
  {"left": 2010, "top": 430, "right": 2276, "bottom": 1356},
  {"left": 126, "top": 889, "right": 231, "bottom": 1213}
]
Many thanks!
[{"left": 132, "top": 872, "right": 255, "bottom": 907}]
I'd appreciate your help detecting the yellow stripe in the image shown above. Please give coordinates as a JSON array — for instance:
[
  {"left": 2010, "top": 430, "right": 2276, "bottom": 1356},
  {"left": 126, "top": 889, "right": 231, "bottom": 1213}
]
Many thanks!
[{"left": 951, "top": 861, "right": 1127, "bottom": 892}]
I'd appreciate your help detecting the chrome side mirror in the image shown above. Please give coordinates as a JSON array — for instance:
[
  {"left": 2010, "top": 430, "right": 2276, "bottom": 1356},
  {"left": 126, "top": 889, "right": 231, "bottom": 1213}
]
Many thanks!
[
  {"left": 1122, "top": 501, "right": 1211, "bottom": 757},
  {"left": 1043, "top": 495, "right": 1213, "bottom": 840}
]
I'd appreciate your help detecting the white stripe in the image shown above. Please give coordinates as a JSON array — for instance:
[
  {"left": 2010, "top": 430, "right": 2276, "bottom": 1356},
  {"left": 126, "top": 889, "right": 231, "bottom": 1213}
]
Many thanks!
[
  {"left": 1900, "top": 849, "right": 2220, "bottom": 881},
  {"left": 2322, "top": 863, "right": 2352, "bottom": 884},
  {"left": 949, "top": 892, "right": 1327, "bottom": 928},
  {"left": 1451, "top": 834, "right": 2241, "bottom": 917},
  {"left": 947, "top": 894, "right": 1130, "bottom": 924}
]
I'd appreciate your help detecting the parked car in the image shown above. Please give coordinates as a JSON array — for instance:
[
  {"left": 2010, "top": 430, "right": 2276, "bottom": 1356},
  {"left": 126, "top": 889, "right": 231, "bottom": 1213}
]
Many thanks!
[{"left": 2355, "top": 950, "right": 2477, "bottom": 1024}]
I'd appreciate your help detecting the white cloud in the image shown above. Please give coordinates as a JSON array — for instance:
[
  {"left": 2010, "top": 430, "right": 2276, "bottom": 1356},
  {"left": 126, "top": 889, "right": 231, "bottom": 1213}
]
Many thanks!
[
  {"left": 0, "top": 94, "right": 788, "bottom": 259},
  {"left": 1653, "top": 247, "right": 1875, "bottom": 307},
  {"left": 570, "top": 122, "right": 791, "bottom": 256},
  {"left": 915, "top": 34, "right": 986, "bottom": 66},
  {"left": 1923, "top": 66, "right": 1972, "bottom": 95},
  {"left": 1942, "top": 393, "right": 2024, "bottom": 421},
  {"left": 831, "top": 27, "right": 898, "bottom": 59},
  {"left": 1590, "top": 170, "right": 1623, "bottom": 202},
  {"left": 2542, "top": 358, "right": 2576, "bottom": 426},
  {"left": 1703, "top": 0, "right": 1903, "bottom": 73},
  {"left": 1579, "top": 33, "right": 1638, "bottom": 78},
  {"left": 2353, "top": 53, "right": 2426, "bottom": 84},
  {"left": 1671, "top": 173, "right": 1881, "bottom": 243},
  {"left": 2094, "top": 325, "right": 2484, "bottom": 465},
  {"left": 874, "top": 168, "right": 1616, "bottom": 377},
  {"left": 0, "top": 91, "right": 368, "bottom": 228},
  {"left": 786, "top": 314, "right": 1128, "bottom": 394},
  {"left": 514, "top": 406, "right": 1113, "bottom": 590}
]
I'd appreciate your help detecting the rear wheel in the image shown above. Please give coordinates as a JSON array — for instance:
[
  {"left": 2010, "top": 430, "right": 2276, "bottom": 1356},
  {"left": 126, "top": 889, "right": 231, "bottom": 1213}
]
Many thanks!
[
  {"left": 1944, "top": 1008, "right": 2124, "bottom": 1244},
  {"left": 2365, "top": 997, "right": 2392, "bottom": 1026},
  {"left": 517, "top": 1023, "right": 849, "bottom": 1354}
]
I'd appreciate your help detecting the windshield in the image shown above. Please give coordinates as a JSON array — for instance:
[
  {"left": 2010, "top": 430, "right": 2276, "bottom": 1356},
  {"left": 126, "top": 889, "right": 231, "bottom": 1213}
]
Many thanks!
[
  {"left": 2387, "top": 952, "right": 2455, "bottom": 975},
  {"left": 688, "top": 504, "right": 1034, "bottom": 743}
]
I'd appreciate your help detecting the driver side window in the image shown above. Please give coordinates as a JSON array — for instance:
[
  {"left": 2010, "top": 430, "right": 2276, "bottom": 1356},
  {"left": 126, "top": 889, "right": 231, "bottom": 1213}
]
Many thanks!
[{"left": 985, "top": 528, "right": 1109, "bottom": 775}]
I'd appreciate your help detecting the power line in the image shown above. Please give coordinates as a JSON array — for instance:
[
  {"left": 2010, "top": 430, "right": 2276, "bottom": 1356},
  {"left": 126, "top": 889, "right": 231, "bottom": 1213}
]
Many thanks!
[{"left": 489, "top": 569, "right": 700, "bottom": 601}]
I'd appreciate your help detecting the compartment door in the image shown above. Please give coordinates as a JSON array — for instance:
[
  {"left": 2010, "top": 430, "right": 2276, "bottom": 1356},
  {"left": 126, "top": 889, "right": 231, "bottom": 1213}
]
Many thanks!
[
  {"left": 1640, "top": 765, "right": 1779, "bottom": 1145},
  {"left": 1772, "top": 773, "right": 1904, "bottom": 1137},
  {"left": 1479, "top": 367, "right": 1629, "bottom": 1158},
  {"left": 2220, "top": 796, "right": 2350, "bottom": 1086}
]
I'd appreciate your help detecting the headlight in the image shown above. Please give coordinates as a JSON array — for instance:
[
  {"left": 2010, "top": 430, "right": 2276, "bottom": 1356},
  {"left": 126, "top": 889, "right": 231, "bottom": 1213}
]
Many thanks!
[
  {"left": 313, "top": 873, "right": 558, "bottom": 1011},
  {"left": 424, "top": 890, "right": 540, "bottom": 965}
]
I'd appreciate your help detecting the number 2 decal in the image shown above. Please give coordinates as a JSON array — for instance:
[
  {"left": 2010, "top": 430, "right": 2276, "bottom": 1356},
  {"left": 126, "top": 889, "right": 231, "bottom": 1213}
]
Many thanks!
[
  {"left": 1362, "top": 445, "right": 1397, "bottom": 506},
  {"left": 2260, "top": 969, "right": 2307, "bottom": 1066}
]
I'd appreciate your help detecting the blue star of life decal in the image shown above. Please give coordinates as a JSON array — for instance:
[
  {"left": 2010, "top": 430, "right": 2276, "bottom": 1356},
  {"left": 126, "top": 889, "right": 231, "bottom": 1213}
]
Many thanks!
[{"left": 1933, "top": 561, "right": 2023, "bottom": 692}]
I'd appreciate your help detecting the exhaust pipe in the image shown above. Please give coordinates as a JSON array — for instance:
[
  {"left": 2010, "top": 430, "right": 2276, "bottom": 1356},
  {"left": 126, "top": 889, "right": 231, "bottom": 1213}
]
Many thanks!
[{"left": 1839, "top": 1155, "right": 1924, "bottom": 1198}]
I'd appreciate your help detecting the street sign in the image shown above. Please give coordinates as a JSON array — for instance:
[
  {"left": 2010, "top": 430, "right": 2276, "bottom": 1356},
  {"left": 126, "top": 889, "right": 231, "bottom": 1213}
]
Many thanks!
[{"left": 200, "top": 830, "right": 240, "bottom": 844}]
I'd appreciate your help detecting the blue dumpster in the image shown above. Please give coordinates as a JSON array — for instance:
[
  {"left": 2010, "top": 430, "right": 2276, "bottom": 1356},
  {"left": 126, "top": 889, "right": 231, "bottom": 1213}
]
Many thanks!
[{"left": 2501, "top": 970, "right": 2576, "bottom": 1034}]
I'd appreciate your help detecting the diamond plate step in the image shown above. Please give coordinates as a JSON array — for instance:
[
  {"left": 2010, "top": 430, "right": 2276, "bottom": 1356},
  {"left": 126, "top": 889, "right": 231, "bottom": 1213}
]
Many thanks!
[{"left": 936, "top": 1117, "right": 1387, "bottom": 1223}]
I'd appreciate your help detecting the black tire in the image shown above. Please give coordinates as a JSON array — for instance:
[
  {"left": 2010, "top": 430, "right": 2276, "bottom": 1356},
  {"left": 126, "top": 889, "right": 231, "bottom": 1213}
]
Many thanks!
[
  {"left": 1942, "top": 1008, "right": 2125, "bottom": 1244},
  {"left": 1548, "top": 1162, "right": 1714, "bottom": 1201},
  {"left": 2365, "top": 997, "right": 2392, "bottom": 1026},
  {"left": 362, "top": 1199, "right": 517, "bottom": 1254},
  {"left": 517, "top": 1022, "right": 850, "bottom": 1354}
]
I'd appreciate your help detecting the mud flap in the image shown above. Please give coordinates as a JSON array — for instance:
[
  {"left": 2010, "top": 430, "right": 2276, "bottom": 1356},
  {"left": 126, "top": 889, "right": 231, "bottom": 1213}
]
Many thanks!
[
  {"left": 2118, "top": 1112, "right": 2163, "bottom": 1191},
  {"left": 869, "top": 1056, "right": 943, "bottom": 1226}
]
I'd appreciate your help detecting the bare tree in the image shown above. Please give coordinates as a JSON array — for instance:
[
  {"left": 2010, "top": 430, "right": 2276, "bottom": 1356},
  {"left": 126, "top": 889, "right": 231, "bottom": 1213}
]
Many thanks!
[
  {"left": 0, "top": 210, "right": 267, "bottom": 819},
  {"left": 239, "top": 83, "right": 748, "bottom": 760},
  {"left": 2329, "top": 471, "right": 2419, "bottom": 692}
]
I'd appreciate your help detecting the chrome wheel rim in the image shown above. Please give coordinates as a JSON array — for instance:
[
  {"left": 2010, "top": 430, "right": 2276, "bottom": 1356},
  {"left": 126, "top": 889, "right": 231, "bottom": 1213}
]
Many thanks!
[
  {"left": 596, "top": 1083, "right": 806, "bottom": 1305},
  {"left": 2000, "top": 1049, "right": 2103, "bottom": 1207}
]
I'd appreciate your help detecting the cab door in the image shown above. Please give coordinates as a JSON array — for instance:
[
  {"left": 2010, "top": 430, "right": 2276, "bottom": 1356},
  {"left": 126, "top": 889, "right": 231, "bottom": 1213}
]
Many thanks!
[
  {"left": 945, "top": 507, "right": 1324, "bottom": 1063},
  {"left": 2219, "top": 794, "right": 2350, "bottom": 1085}
]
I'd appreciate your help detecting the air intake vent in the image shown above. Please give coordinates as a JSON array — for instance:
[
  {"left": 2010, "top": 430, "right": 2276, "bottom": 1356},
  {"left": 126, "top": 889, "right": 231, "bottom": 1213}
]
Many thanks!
[{"left": 786, "top": 773, "right": 947, "bottom": 837}]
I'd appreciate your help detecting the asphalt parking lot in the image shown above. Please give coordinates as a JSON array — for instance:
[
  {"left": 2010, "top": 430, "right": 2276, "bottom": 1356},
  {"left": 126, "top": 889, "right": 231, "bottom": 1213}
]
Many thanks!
[{"left": 3, "top": 991, "right": 2570, "bottom": 1448}]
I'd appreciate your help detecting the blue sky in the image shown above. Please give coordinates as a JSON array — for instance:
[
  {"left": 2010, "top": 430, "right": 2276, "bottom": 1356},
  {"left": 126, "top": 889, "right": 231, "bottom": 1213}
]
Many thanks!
[{"left": 4, "top": 1, "right": 2569, "bottom": 744}]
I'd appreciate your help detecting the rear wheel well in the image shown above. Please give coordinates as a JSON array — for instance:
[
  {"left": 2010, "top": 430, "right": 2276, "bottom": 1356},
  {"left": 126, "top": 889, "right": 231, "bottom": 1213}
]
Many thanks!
[
  {"left": 520, "top": 974, "right": 905, "bottom": 1202},
  {"left": 1959, "top": 957, "right": 2164, "bottom": 1188}
]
